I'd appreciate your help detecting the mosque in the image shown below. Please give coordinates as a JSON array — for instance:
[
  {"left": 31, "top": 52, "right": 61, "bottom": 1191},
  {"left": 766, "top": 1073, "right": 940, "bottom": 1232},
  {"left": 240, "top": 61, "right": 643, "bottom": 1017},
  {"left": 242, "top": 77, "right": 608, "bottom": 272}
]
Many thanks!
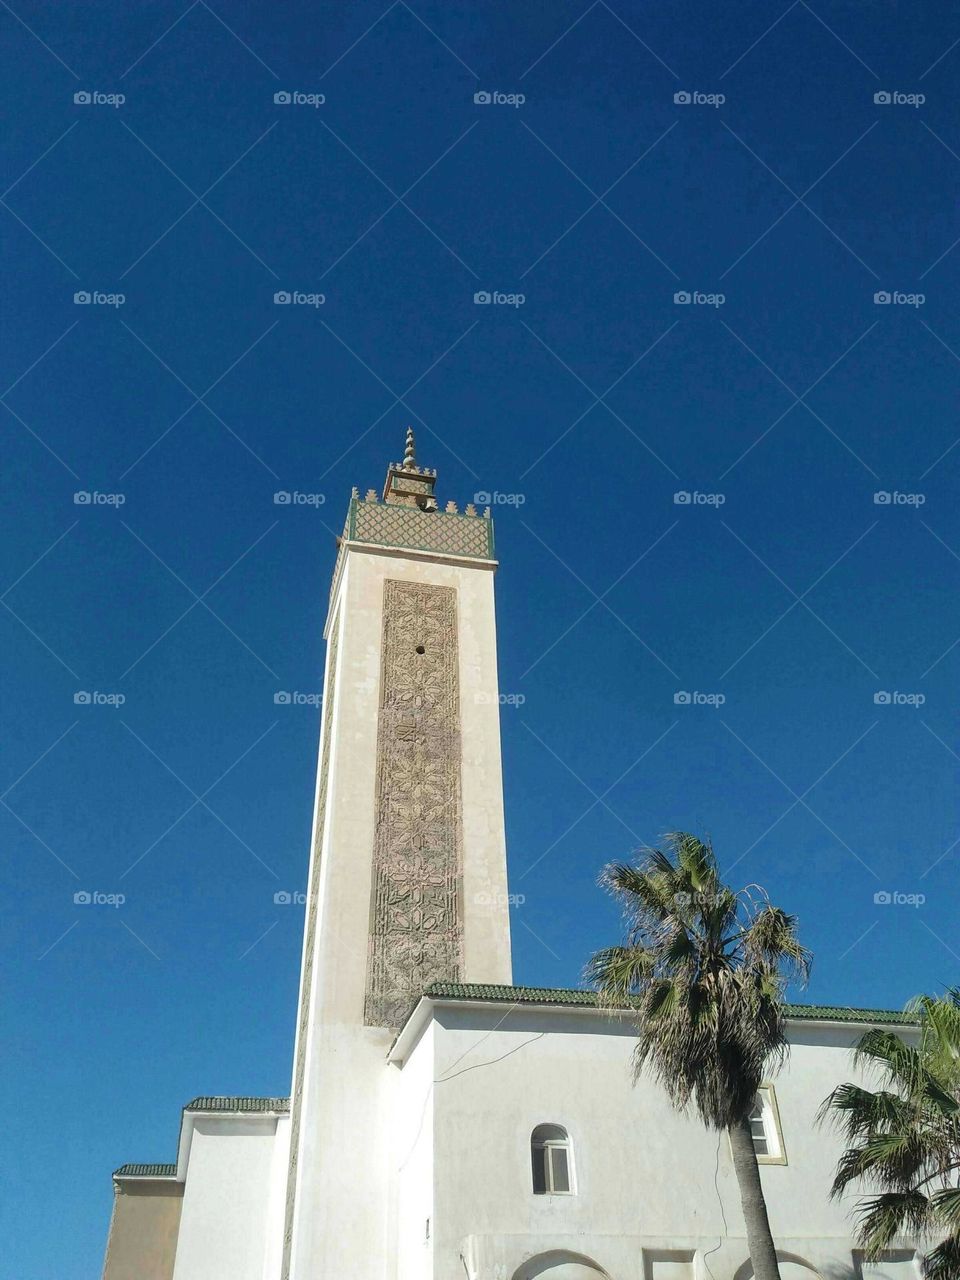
[{"left": 100, "top": 435, "right": 918, "bottom": 1280}]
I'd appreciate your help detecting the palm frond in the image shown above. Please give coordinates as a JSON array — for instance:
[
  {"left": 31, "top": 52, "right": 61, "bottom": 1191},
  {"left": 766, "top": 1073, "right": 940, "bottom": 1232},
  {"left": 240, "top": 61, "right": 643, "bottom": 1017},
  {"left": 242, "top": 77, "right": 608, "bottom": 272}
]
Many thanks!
[
  {"left": 824, "top": 988, "right": 960, "bottom": 1278},
  {"left": 585, "top": 945, "right": 652, "bottom": 1006},
  {"left": 741, "top": 905, "right": 811, "bottom": 983},
  {"left": 817, "top": 1084, "right": 911, "bottom": 1139},
  {"left": 930, "top": 1187, "right": 960, "bottom": 1228},
  {"left": 923, "top": 1233, "right": 960, "bottom": 1280},
  {"left": 588, "top": 832, "right": 807, "bottom": 1132},
  {"left": 855, "top": 1190, "right": 929, "bottom": 1257}
]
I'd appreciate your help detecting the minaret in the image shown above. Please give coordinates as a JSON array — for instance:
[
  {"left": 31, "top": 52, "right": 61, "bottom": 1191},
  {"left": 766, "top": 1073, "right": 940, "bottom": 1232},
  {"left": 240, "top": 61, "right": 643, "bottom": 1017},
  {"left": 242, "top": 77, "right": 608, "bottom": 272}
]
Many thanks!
[{"left": 282, "top": 432, "right": 513, "bottom": 1277}]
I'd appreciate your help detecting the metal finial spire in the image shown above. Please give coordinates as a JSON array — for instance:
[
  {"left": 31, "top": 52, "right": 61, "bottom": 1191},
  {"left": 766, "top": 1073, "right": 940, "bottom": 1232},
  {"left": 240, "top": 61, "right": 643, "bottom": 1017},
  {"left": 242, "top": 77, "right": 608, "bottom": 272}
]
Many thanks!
[{"left": 402, "top": 427, "right": 416, "bottom": 471}]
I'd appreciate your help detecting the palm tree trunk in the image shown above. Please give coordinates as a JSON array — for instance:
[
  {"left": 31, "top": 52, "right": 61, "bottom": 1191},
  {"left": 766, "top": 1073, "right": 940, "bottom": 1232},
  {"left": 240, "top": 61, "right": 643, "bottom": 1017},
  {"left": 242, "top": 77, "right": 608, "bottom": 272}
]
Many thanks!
[{"left": 728, "top": 1117, "right": 782, "bottom": 1280}]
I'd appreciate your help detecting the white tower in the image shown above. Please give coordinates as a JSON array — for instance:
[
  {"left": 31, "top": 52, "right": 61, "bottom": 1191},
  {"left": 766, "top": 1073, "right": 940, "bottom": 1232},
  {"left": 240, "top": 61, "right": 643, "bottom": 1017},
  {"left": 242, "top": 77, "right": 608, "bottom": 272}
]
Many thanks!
[{"left": 282, "top": 431, "right": 513, "bottom": 1277}]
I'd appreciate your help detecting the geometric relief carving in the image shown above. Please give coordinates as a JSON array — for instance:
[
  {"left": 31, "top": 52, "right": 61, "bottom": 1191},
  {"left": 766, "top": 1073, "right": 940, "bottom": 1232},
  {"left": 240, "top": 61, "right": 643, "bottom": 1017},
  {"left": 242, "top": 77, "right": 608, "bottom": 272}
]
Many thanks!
[
  {"left": 364, "top": 579, "right": 463, "bottom": 1029},
  {"left": 280, "top": 609, "right": 340, "bottom": 1279}
]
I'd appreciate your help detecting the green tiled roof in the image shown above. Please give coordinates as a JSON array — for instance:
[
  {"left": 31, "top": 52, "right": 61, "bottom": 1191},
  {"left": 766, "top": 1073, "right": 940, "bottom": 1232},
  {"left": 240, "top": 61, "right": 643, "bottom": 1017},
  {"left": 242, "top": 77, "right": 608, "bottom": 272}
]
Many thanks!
[
  {"left": 422, "top": 982, "right": 917, "bottom": 1026},
  {"left": 184, "top": 1096, "right": 289, "bottom": 1112},
  {"left": 114, "top": 1163, "right": 176, "bottom": 1178}
]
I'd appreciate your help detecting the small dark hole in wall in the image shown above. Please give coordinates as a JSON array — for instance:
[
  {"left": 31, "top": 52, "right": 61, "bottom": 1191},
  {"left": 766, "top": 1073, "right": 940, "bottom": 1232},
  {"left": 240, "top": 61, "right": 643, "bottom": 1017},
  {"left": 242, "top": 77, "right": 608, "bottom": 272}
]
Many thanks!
[{"left": 415, "top": 645, "right": 426, "bottom": 655}]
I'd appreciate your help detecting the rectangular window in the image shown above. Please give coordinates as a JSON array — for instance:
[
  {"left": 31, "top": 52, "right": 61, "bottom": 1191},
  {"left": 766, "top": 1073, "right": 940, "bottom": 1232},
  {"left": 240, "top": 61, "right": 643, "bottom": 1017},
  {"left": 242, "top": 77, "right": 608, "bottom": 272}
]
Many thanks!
[
  {"left": 747, "top": 1099, "right": 769, "bottom": 1156},
  {"left": 532, "top": 1142, "right": 573, "bottom": 1193},
  {"left": 748, "top": 1085, "right": 786, "bottom": 1164},
  {"left": 549, "top": 1145, "right": 570, "bottom": 1193}
]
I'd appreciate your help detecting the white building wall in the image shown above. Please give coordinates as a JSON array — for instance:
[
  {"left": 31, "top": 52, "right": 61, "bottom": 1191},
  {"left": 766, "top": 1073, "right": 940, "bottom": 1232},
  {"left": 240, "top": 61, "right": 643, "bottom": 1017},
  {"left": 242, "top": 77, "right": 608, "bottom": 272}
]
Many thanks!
[
  {"left": 394, "top": 1019, "right": 437, "bottom": 1280},
  {"left": 261, "top": 1115, "right": 290, "bottom": 1280},
  {"left": 171, "top": 1119, "right": 279, "bottom": 1280},
  {"left": 411, "top": 1004, "right": 921, "bottom": 1280}
]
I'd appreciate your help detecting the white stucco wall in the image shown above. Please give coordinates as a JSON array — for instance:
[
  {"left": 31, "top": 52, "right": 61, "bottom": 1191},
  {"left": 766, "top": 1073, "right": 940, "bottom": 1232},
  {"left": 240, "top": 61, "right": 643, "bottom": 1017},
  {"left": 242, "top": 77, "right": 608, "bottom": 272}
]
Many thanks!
[
  {"left": 394, "top": 1002, "right": 922, "bottom": 1280},
  {"left": 261, "top": 1115, "right": 290, "bottom": 1280},
  {"left": 394, "top": 1019, "right": 437, "bottom": 1280},
  {"left": 171, "top": 1117, "right": 281, "bottom": 1280}
]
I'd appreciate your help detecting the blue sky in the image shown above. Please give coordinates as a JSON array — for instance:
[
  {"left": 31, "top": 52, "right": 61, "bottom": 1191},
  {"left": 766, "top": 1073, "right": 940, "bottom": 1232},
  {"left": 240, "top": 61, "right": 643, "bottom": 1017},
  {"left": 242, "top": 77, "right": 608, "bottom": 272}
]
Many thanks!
[{"left": 3, "top": 0, "right": 960, "bottom": 1274}]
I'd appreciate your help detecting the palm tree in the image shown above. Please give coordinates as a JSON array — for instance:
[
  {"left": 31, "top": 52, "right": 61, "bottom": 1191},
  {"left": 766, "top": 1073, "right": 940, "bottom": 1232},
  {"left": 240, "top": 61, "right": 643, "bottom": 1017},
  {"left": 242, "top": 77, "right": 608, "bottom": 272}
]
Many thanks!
[
  {"left": 586, "top": 832, "right": 810, "bottom": 1280},
  {"left": 820, "top": 989, "right": 960, "bottom": 1279}
]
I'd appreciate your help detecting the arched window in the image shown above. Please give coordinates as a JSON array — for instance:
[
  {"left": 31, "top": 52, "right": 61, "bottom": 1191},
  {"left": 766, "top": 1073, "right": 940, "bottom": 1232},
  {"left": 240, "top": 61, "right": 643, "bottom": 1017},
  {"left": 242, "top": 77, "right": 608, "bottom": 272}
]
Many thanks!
[{"left": 531, "top": 1124, "right": 574, "bottom": 1194}]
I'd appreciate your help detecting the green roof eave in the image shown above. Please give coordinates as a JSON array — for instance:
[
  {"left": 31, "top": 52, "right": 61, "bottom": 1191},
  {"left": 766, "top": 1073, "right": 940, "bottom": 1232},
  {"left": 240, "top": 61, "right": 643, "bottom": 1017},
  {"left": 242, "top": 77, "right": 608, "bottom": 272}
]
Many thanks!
[
  {"left": 420, "top": 982, "right": 918, "bottom": 1026},
  {"left": 183, "top": 1095, "right": 289, "bottom": 1113},
  {"left": 113, "top": 1163, "right": 177, "bottom": 1178}
]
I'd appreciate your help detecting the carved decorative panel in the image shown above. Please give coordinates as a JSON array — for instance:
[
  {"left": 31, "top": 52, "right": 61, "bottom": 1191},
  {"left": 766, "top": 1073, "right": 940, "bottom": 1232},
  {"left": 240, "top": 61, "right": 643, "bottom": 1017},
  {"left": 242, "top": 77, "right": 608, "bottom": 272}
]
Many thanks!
[
  {"left": 280, "top": 610, "right": 340, "bottom": 1279},
  {"left": 364, "top": 580, "right": 463, "bottom": 1029}
]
